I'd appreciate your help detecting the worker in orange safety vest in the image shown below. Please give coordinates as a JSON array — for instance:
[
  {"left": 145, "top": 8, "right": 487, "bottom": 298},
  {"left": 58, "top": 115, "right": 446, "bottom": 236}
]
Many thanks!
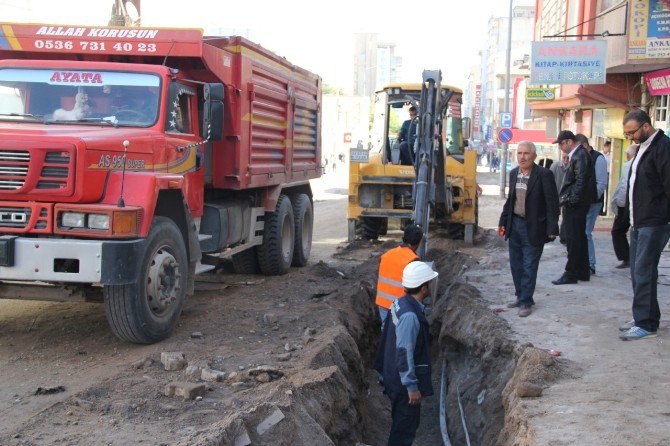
[{"left": 376, "top": 224, "right": 424, "bottom": 329}]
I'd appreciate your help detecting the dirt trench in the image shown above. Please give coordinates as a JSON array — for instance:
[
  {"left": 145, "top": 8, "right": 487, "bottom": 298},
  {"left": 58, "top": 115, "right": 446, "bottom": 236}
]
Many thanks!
[{"left": 183, "top": 232, "right": 563, "bottom": 446}]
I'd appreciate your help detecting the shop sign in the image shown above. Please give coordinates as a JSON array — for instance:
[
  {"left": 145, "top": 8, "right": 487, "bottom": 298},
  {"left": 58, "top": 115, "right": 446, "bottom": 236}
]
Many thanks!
[
  {"left": 645, "top": 68, "right": 670, "bottom": 95},
  {"left": 629, "top": 0, "right": 670, "bottom": 59},
  {"left": 526, "top": 88, "right": 556, "bottom": 101},
  {"left": 530, "top": 40, "right": 607, "bottom": 85}
]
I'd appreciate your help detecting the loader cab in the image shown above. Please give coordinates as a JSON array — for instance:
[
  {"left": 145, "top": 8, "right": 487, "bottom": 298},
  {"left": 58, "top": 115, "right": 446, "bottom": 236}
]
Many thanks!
[
  {"left": 371, "top": 85, "right": 420, "bottom": 165},
  {"left": 370, "top": 84, "right": 467, "bottom": 164}
]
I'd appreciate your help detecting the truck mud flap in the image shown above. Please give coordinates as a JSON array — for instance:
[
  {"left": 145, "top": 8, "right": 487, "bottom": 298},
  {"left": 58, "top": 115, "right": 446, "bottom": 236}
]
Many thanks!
[{"left": 101, "top": 239, "right": 146, "bottom": 285}]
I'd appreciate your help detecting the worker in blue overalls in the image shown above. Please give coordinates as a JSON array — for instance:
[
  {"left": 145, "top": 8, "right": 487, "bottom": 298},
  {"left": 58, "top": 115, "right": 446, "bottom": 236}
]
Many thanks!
[{"left": 374, "top": 261, "right": 438, "bottom": 446}]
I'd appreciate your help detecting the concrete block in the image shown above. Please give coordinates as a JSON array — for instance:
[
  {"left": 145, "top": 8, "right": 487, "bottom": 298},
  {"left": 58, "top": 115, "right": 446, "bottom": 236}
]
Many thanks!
[
  {"left": 256, "top": 408, "right": 285, "bottom": 435},
  {"left": 161, "top": 352, "right": 186, "bottom": 371},
  {"left": 164, "top": 382, "right": 206, "bottom": 400}
]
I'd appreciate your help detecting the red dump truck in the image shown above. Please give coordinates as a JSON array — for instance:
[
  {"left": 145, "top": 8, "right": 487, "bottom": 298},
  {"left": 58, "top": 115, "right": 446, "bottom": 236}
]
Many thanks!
[{"left": 0, "top": 23, "right": 322, "bottom": 343}]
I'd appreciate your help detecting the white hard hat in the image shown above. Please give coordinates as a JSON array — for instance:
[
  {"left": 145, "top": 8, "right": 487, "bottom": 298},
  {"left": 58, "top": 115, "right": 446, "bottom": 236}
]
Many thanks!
[{"left": 402, "top": 261, "right": 439, "bottom": 288}]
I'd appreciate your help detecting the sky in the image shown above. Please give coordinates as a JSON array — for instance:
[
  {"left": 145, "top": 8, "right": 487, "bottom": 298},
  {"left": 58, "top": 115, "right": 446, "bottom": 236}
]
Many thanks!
[{"left": 2, "top": 0, "right": 534, "bottom": 92}]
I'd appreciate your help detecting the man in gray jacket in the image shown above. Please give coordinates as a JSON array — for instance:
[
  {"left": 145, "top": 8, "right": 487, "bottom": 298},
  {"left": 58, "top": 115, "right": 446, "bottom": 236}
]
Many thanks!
[{"left": 610, "top": 144, "right": 638, "bottom": 269}]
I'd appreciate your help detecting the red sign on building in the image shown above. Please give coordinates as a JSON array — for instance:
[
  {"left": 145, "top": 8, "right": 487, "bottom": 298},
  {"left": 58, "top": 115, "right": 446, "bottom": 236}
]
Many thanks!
[{"left": 473, "top": 85, "right": 481, "bottom": 133}]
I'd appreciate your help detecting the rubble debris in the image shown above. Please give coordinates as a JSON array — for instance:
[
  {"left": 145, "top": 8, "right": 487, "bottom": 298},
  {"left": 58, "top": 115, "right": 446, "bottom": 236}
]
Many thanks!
[
  {"left": 190, "top": 332, "right": 204, "bottom": 339},
  {"left": 276, "top": 353, "right": 291, "bottom": 362},
  {"left": 185, "top": 365, "right": 202, "bottom": 381},
  {"left": 201, "top": 368, "right": 226, "bottom": 382},
  {"left": 164, "top": 382, "right": 206, "bottom": 400},
  {"left": 234, "top": 431, "right": 252, "bottom": 446},
  {"left": 161, "top": 352, "right": 187, "bottom": 371},
  {"left": 34, "top": 386, "right": 65, "bottom": 395},
  {"left": 131, "top": 357, "right": 154, "bottom": 370},
  {"left": 255, "top": 408, "right": 285, "bottom": 435},
  {"left": 248, "top": 366, "right": 284, "bottom": 382}
]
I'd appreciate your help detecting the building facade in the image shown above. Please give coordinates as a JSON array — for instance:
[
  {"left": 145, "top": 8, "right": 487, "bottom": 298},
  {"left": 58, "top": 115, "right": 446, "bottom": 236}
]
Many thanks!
[
  {"left": 353, "top": 34, "right": 403, "bottom": 97},
  {"left": 530, "top": 0, "right": 670, "bottom": 211}
]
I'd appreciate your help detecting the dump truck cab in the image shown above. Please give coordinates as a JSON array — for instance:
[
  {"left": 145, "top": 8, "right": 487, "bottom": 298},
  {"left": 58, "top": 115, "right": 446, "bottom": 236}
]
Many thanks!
[{"left": 0, "top": 23, "right": 321, "bottom": 343}]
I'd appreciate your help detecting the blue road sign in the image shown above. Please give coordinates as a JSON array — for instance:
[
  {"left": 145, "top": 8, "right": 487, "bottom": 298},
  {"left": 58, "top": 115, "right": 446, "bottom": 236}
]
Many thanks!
[
  {"left": 498, "top": 128, "right": 513, "bottom": 143},
  {"left": 500, "top": 112, "right": 512, "bottom": 128}
]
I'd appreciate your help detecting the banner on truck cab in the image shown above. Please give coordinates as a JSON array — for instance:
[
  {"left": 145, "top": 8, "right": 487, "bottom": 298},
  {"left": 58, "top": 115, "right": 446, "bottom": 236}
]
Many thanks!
[
  {"left": 530, "top": 40, "right": 607, "bottom": 85},
  {"left": 0, "top": 23, "right": 203, "bottom": 58}
]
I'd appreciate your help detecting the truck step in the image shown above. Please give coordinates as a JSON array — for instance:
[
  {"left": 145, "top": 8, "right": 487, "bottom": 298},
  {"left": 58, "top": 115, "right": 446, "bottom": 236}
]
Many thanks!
[{"left": 194, "top": 262, "right": 216, "bottom": 275}]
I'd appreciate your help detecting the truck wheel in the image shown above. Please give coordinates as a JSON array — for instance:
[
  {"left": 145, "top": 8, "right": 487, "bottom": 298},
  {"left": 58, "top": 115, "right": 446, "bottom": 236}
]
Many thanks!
[
  {"left": 258, "top": 195, "right": 295, "bottom": 275},
  {"left": 104, "top": 217, "right": 188, "bottom": 344},
  {"left": 355, "top": 217, "right": 382, "bottom": 240},
  {"left": 231, "top": 247, "right": 259, "bottom": 274},
  {"left": 291, "top": 193, "right": 313, "bottom": 267}
]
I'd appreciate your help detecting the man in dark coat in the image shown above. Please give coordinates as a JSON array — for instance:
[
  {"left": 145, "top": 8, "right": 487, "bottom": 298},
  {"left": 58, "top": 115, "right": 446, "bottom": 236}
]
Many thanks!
[
  {"left": 552, "top": 130, "right": 597, "bottom": 285},
  {"left": 619, "top": 109, "right": 670, "bottom": 340},
  {"left": 499, "top": 141, "right": 560, "bottom": 317}
]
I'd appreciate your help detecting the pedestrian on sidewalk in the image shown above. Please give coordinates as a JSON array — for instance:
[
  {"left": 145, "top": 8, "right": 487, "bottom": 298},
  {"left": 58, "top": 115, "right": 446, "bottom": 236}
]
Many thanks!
[
  {"left": 498, "top": 141, "right": 559, "bottom": 317},
  {"left": 550, "top": 152, "right": 570, "bottom": 244},
  {"left": 619, "top": 109, "right": 670, "bottom": 341},
  {"left": 610, "top": 144, "right": 638, "bottom": 269},
  {"left": 576, "top": 134, "right": 609, "bottom": 275},
  {"left": 552, "top": 130, "right": 596, "bottom": 285},
  {"left": 373, "top": 261, "right": 437, "bottom": 446},
  {"left": 375, "top": 224, "right": 423, "bottom": 329}
]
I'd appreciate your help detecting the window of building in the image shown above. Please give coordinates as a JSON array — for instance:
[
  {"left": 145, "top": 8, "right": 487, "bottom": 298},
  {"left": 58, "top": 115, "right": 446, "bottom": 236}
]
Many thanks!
[{"left": 654, "top": 95, "right": 669, "bottom": 126}]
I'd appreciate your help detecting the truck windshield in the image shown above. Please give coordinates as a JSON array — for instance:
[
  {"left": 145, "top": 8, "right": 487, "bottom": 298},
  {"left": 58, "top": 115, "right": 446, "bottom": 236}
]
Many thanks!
[{"left": 0, "top": 68, "right": 160, "bottom": 127}]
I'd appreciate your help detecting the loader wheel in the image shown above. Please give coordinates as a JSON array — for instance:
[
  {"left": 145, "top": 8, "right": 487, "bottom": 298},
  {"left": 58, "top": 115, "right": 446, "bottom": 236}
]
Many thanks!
[
  {"left": 355, "top": 217, "right": 383, "bottom": 240},
  {"left": 379, "top": 218, "right": 388, "bottom": 236},
  {"left": 104, "top": 217, "right": 187, "bottom": 344},
  {"left": 291, "top": 193, "right": 313, "bottom": 267},
  {"left": 258, "top": 195, "right": 295, "bottom": 275},
  {"left": 231, "top": 247, "right": 259, "bottom": 274}
]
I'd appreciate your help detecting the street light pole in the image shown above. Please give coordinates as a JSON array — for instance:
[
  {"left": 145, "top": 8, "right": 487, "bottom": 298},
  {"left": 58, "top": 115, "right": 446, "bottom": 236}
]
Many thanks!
[{"left": 499, "top": 0, "right": 513, "bottom": 198}]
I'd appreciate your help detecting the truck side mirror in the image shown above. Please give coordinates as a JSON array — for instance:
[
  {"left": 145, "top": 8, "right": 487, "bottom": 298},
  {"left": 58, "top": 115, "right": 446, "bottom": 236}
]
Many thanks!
[{"left": 203, "top": 83, "right": 224, "bottom": 141}]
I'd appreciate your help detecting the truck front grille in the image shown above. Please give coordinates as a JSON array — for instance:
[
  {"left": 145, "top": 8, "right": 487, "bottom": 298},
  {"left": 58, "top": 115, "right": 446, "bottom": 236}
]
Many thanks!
[
  {"left": 0, "top": 148, "right": 74, "bottom": 196},
  {"left": 0, "top": 150, "right": 30, "bottom": 190}
]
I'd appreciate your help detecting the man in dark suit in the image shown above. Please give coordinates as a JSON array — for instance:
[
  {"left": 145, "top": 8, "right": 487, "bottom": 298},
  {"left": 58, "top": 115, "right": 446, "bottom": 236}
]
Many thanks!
[
  {"left": 552, "top": 130, "right": 597, "bottom": 285},
  {"left": 499, "top": 141, "right": 560, "bottom": 317}
]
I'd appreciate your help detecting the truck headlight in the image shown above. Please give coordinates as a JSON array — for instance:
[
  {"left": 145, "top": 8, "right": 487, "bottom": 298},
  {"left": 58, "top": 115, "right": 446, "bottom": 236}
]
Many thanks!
[
  {"left": 61, "top": 212, "right": 86, "bottom": 228},
  {"left": 88, "top": 214, "right": 110, "bottom": 230}
]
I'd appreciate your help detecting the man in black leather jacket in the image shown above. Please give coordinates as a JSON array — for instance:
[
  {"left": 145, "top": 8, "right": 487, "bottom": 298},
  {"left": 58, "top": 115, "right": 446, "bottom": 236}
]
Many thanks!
[{"left": 552, "top": 130, "right": 596, "bottom": 285}]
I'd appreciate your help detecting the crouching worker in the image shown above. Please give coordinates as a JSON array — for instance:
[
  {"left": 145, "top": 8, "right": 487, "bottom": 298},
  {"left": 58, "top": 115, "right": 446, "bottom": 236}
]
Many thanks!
[{"left": 373, "top": 261, "right": 438, "bottom": 446}]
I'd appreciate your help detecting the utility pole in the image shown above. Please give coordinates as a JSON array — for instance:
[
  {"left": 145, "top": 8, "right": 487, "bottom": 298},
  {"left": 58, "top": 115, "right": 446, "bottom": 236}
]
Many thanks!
[{"left": 499, "top": 0, "right": 513, "bottom": 198}]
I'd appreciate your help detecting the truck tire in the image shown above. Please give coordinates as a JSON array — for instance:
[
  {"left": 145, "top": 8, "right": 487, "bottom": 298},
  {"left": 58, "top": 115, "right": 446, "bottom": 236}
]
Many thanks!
[
  {"left": 258, "top": 195, "right": 295, "bottom": 275},
  {"left": 290, "top": 193, "right": 313, "bottom": 267},
  {"left": 355, "top": 217, "right": 383, "bottom": 240},
  {"left": 231, "top": 247, "right": 259, "bottom": 274},
  {"left": 104, "top": 217, "right": 188, "bottom": 344}
]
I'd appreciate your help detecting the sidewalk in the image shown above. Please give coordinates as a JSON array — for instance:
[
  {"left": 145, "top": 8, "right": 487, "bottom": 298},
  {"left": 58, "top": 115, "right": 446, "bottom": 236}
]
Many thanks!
[{"left": 471, "top": 226, "right": 670, "bottom": 444}]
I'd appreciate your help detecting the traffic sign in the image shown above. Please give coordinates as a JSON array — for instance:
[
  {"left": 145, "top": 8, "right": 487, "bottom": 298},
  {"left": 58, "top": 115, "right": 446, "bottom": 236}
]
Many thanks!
[
  {"left": 500, "top": 112, "right": 512, "bottom": 129},
  {"left": 498, "top": 128, "right": 513, "bottom": 143}
]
